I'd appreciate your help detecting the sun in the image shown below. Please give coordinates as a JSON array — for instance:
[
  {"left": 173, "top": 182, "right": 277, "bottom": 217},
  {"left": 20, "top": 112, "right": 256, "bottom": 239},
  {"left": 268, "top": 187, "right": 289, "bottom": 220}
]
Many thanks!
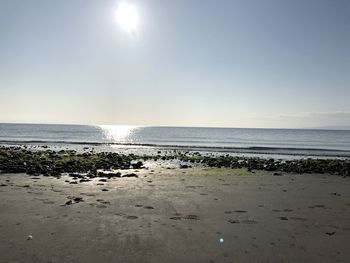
[{"left": 115, "top": 2, "right": 139, "bottom": 34}]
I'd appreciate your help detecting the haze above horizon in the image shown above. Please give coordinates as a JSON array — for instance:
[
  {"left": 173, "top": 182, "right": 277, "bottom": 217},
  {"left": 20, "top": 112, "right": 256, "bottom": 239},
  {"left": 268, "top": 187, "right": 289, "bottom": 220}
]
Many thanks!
[{"left": 1, "top": 0, "right": 350, "bottom": 129}]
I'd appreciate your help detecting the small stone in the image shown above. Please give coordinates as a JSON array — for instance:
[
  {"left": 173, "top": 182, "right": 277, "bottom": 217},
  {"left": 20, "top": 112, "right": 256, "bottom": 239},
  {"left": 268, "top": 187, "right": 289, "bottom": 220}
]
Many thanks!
[
  {"left": 122, "top": 173, "right": 138, "bottom": 178},
  {"left": 65, "top": 200, "right": 73, "bottom": 206}
]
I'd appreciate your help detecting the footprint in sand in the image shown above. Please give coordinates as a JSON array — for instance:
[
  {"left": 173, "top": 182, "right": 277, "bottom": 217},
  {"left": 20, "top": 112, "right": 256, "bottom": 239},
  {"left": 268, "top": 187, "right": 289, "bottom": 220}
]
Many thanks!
[
  {"left": 184, "top": 215, "right": 199, "bottom": 220},
  {"left": 81, "top": 193, "right": 95, "bottom": 197},
  {"left": 234, "top": 210, "right": 247, "bottom": 213},
  {"left": 228, "top": 219, "right": 240, "bottom": 224},
  {"left": 186, "top": 185, "right": 203, "bottom": 189},
  {"left": 289, "top": 217, "right": 307, "bottom": 222},
  {"left": 144, "top": 206, "right": 155, "bottom": 209},
  {"left": 242, "top": 219, "right": 257, "bottom": 224},
  {"left": 170, "top": 216, "right": 182, "bottom": 220},
  {"left": 114, "top": 213, "right": 124, "bottom": 217},
  {"left": 126, "top": 215, "right": 138, "bottom": 220},
  {"left": 314, "top": 205, "right": 326, "bottom": 208},
  {"left": 42, "top": 200, "right": 55, "bottom": 204},
  {"left": 224, "top": 211, "right": 233, "bottom": 214},
  {"left": 96, "top": 199, "right": 111, "bottom": 205}
]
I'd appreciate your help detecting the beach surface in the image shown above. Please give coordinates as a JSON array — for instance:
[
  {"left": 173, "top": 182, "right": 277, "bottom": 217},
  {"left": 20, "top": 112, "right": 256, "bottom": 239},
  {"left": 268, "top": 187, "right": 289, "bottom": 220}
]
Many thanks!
[{"left": 0, "top": 165, "right": 349, "bottom": 263}]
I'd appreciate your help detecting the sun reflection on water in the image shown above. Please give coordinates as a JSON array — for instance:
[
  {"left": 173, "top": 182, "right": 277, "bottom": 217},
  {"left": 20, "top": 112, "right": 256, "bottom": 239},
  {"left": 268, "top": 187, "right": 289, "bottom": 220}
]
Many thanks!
[{"left": 99, "top": 125, "right": 138, "bottom": 143}]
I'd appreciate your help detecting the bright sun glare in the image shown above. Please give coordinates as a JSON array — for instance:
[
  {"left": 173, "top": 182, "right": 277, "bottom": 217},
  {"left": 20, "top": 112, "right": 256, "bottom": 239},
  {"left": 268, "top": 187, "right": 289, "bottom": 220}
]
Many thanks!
[{"left": 116, "top": 2, "right": 139, "bottom": 34}]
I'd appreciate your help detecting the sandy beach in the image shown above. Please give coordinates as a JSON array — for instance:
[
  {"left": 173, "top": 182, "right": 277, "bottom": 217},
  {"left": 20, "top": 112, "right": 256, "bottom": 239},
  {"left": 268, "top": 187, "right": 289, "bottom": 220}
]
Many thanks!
[
  {"left": 1, "top": 164, "right": 349, "bottom": 263},
  {"left": 2, "top": 0, "right": 350, "bottom": 262}
]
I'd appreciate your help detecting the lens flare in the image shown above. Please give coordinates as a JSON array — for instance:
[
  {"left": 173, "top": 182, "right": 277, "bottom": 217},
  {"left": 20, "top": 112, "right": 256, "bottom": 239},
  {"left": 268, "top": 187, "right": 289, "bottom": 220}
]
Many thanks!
[{"left": 116, "top": 2, "right": 139, "bottom": 34}]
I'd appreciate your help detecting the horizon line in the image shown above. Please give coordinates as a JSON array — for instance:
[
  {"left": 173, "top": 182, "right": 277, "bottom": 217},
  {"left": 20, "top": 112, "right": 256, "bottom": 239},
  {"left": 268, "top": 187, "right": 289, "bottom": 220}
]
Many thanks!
[{"left": 0, "top": 121, "right": 349, "bottom": 131}]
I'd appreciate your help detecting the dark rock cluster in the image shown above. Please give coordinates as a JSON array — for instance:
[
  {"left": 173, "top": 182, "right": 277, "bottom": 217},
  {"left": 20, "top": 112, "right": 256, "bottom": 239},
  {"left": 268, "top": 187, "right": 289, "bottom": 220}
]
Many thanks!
[
  {"left": 0, "top": 147, "right": 142, "bottom": 177},
  {"left": 1, "top": 147, "right": 349, "bottom": 177},
  {"left": 194, "top": 155, "right": 350, "bottom": 176}
]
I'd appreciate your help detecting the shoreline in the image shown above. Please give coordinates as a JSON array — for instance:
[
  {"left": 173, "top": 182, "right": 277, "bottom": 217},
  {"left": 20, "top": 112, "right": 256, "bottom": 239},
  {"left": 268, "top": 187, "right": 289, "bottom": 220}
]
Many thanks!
[
  {"left": 1, "top": 146, "right": 350, "bottom": 178},
  {"left": 2, "top": 140, "right": 350, "bottom": 159}
]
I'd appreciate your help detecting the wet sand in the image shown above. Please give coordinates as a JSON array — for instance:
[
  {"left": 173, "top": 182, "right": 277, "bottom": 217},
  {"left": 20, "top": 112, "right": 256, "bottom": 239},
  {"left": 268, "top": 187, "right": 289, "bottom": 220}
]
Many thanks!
[{"left": 0, "top": 166, "right": 350, "bottom": 263}]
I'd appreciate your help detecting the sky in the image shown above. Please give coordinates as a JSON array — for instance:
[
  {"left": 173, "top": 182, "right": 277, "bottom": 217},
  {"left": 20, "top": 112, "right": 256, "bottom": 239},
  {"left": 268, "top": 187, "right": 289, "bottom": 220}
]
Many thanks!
[{"left": 0, "top": 0, "right": 350, "bottom": 128}]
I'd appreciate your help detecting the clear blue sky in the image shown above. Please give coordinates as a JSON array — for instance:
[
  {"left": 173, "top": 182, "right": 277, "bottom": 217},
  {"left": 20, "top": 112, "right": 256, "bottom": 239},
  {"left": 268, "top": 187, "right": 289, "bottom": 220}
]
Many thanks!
[{"left": 1, "top": 0, "right": 350, "bottom": 128}]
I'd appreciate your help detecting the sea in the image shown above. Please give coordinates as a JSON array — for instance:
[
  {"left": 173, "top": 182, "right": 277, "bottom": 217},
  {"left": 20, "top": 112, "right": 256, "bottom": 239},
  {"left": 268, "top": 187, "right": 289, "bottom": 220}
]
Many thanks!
[{"left": 1, "top": 123, "right": 350, "bottom": 159}]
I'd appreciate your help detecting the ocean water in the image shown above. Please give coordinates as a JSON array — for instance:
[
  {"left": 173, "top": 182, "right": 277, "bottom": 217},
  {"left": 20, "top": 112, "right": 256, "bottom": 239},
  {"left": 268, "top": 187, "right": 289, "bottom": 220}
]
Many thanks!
[{"left": 1, "top": 123, "right": 350, "bottom": 158}]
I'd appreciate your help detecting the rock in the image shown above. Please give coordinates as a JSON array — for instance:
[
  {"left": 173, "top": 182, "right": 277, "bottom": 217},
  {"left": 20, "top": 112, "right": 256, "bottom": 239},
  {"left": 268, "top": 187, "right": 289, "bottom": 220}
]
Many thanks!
[
  {"left": 73, "top": 197, "right": 84, "bottom": 203},
  {"left": 69, "top": 173, "right": 84, "bottom": 179},
  {"left": 109, "top": 172, "right": 121, "bottom": 178},
  {"left": 131, "top": 161, "right": 143, "bottom": 169},
  {"left": 326, "top": 231, "right": 335, "bottom": 236},
  {"left": 63, "top": 196, "right": 84, "bottom": 205},
  {"left": 79, "top": 179, "right": 91, "bottom": 183},
  {"left": 65, "top": 200, "right": 73, "bottom": 205},
  {"left": 273, "top": 172, "right": 282, "bottom": 176},
  {"left": 27, "top": 235, "right": 33, "bottom": 240},
  {"left": 122, "top": 173, "right": 138, "bottom": 178},
  {"left": 331, "top": 192, "right": 341, "bottom": 196},
  {"left": 97, "top": 172, "right": 121, "bottom": 178}
]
